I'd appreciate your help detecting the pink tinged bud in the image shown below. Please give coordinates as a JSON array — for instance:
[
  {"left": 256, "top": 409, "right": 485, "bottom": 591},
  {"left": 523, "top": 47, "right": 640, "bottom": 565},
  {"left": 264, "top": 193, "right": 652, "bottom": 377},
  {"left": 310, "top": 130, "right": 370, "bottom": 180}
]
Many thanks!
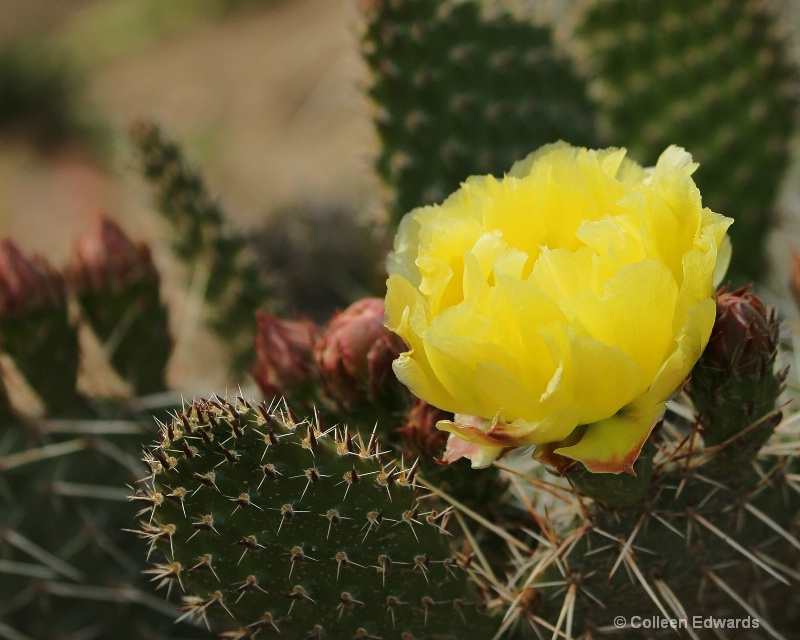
[
  {"left": 68, "top": 213, "right": 157, "bottom": 293},
  {"left": 704, "top": 286, "right": 776, "bottom": 376},
  {"left": 0, "top": 239, "right": 65, "bottom": 317},
  {"left": 251, "top": 312, "right": 320, "bottom": 399},
  {"left": 314, "top": 297, "right": 404, "bottom": 408}
]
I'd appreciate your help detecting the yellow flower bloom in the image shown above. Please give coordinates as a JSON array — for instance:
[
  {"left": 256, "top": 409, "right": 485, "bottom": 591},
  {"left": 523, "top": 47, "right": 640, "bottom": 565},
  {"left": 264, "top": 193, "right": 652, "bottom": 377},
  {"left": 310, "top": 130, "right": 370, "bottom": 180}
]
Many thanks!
[{"left": 385, "top": 142, "right": 732, "bottom": 474}]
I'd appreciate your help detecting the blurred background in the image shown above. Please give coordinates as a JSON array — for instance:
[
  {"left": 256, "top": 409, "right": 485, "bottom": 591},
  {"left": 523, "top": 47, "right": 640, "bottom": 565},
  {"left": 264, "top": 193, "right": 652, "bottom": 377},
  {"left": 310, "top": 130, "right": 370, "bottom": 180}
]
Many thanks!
[
  {"left": 4, "top": 0, "right": 800, "bottom": 391},
  {"left": 0, "top": 0, "right": 383, "bottom": 391}
]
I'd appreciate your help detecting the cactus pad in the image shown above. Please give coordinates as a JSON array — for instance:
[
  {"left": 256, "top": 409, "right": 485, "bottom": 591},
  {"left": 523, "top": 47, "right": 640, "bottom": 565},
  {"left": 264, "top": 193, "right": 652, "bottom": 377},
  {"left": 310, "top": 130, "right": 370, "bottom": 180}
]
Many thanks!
[{"left": 135, "top": 398, "right": 495, "bottom": 638}]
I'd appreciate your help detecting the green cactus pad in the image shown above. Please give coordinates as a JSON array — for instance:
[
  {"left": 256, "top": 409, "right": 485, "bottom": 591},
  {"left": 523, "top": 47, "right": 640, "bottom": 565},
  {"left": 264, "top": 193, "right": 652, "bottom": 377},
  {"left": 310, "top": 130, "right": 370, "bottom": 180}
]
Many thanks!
[
  {"left": 135, "top": 398, "right": 495, "bottom": 638},
  {"left": 576, "top": 0, "right": 799, "bottom": 281},
  {"left": 361, "top": 0, "right": 598, "bottom": 227}
]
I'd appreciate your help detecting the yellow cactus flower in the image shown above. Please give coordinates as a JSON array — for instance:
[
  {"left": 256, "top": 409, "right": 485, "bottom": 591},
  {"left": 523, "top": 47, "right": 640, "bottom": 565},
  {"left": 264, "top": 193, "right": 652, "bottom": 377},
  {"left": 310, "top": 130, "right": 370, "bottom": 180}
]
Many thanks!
[{"left": 385, "top": 142, "right": 732, "bottom": 474}]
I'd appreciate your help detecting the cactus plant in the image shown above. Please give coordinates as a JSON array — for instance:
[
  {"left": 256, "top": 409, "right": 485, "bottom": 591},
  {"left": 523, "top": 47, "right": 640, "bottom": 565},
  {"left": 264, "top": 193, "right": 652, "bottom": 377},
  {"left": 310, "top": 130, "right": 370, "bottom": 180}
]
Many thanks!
[
  {"left": 0, "top": 412, "right": 207, "bottom": 639},
  {"left": 133, "top": 397, "right": 496, "bottom": 638},
  {"left": 0, "top": 230, "right": 204, "bottom": 638},
  {"left": 0, "top": 240, "right": 84, "bottom": 415},
  {"left": 575, "top": 0, "right": 799, "bottom": 281},
  {"left": 488, "top": 288, "right": 799, "bottom": 639},
  {"left": 360, "top": 0, "right": 599, "bottom": 227},
  {"left": 67, "top": 214, "right": 173, "bottom": 396}
]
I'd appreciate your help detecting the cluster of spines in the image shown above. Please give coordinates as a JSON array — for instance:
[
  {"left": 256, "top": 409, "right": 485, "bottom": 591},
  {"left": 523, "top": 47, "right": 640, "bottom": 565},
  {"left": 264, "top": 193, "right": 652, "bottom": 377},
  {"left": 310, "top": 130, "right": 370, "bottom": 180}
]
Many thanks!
[
  {"left": 133, "top": 397, "right": 495, "bottom": 638},
  {"left": 480, "top": 403, "right": 798, "bottom": 638}
]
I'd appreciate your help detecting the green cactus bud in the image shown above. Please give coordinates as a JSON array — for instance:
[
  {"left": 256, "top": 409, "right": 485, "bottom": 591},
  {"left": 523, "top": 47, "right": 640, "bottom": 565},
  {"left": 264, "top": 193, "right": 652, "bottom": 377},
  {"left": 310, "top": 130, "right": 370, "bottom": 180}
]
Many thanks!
[
  {"left": 0, "top": 240, "right": 82, "bottom": 414},
  {"left": 134, "top": 398, "right": 495, "bottom": 638},
  {"left": 68, "top": 214, "right": 172, "bottom": 395}
]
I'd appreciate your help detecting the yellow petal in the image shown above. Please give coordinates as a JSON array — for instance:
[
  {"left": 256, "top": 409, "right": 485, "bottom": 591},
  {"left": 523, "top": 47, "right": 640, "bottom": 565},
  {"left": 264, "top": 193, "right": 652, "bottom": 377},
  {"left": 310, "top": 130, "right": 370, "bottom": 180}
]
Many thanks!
[
  {"left": 553, "top": 395, "right": 665, "bottom": 474},
  {"left": 539, "top": 324, "right": 643, "bottom": 424}
]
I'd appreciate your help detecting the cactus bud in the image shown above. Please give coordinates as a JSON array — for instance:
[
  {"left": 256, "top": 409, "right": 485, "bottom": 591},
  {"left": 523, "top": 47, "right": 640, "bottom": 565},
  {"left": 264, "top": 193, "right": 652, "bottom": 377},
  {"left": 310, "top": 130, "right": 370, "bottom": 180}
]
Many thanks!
[
  {"left": 688, "top": 287, "right": 784, "bottom": 476},
  {"left": 67, "top": 214, "right": 172, "bottom": 395},
  {"left": 69, "top": 213, "right": 158, "bottom": 293},
  {"left": 251, "top": 312, "right": 320, "bottom": 400},
  {"left": 314, "top": 298, "right": 404, "bottom": 410},
  {"left": 0, "top": 240, "right": 81, "bottom": 412},
  {"left": 702, "top": 286, "right": 777, "bottom": 380},
  {"left": 0, "top": 239, "right": 64, "bottom": 315}
]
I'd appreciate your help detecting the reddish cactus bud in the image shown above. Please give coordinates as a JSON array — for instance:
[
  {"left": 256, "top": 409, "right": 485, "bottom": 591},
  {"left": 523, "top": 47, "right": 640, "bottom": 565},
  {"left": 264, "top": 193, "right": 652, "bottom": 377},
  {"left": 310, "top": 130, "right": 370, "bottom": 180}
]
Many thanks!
[
  {"left": 66, "top": 214, "right": 172, "bottom": 395},
  {"left": 314, "top": 298, "right": 405, "bottom": 409},
  {"left": 0, "top": 239, "right": 65, "bottom": 317},
  {"left": 396, "top": 396, "right": 451, "bottom": 459},
  {"left": 0, "top": 240, "right": 80, "bottom": 412},
  {"left": 251, "top": 312, "right": 320, "bottom": 399},
  {"left": 689, "top": 286, "right": 784, "bottom": 463},
  {"left": 703, "top": 286, "right": 777, "bottom": 378},
  {"left": 67, "top": 214, "right": 158, "bottom": 293}
]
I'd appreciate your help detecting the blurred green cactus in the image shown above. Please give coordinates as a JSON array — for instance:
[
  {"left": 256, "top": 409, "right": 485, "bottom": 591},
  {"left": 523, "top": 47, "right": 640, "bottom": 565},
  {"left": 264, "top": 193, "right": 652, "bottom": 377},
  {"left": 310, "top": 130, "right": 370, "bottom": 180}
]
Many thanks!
[
  {"left": 361, "top": 0, "right": 599, "bottom": 227},
  {"left": 0, "top": 227, "right": 201, "bottom": 638},
  {"left": 68, "top": 214, "right": 172, "bottom": 396},
  {"left": 576, "top": 0, "right": 799, "bottom": 282},
  {"left": 0, "top": 240, "right": 83, "bottom": 415},
  {"left": 129, "top": 120, "right": 272, "bottom": 371}
]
